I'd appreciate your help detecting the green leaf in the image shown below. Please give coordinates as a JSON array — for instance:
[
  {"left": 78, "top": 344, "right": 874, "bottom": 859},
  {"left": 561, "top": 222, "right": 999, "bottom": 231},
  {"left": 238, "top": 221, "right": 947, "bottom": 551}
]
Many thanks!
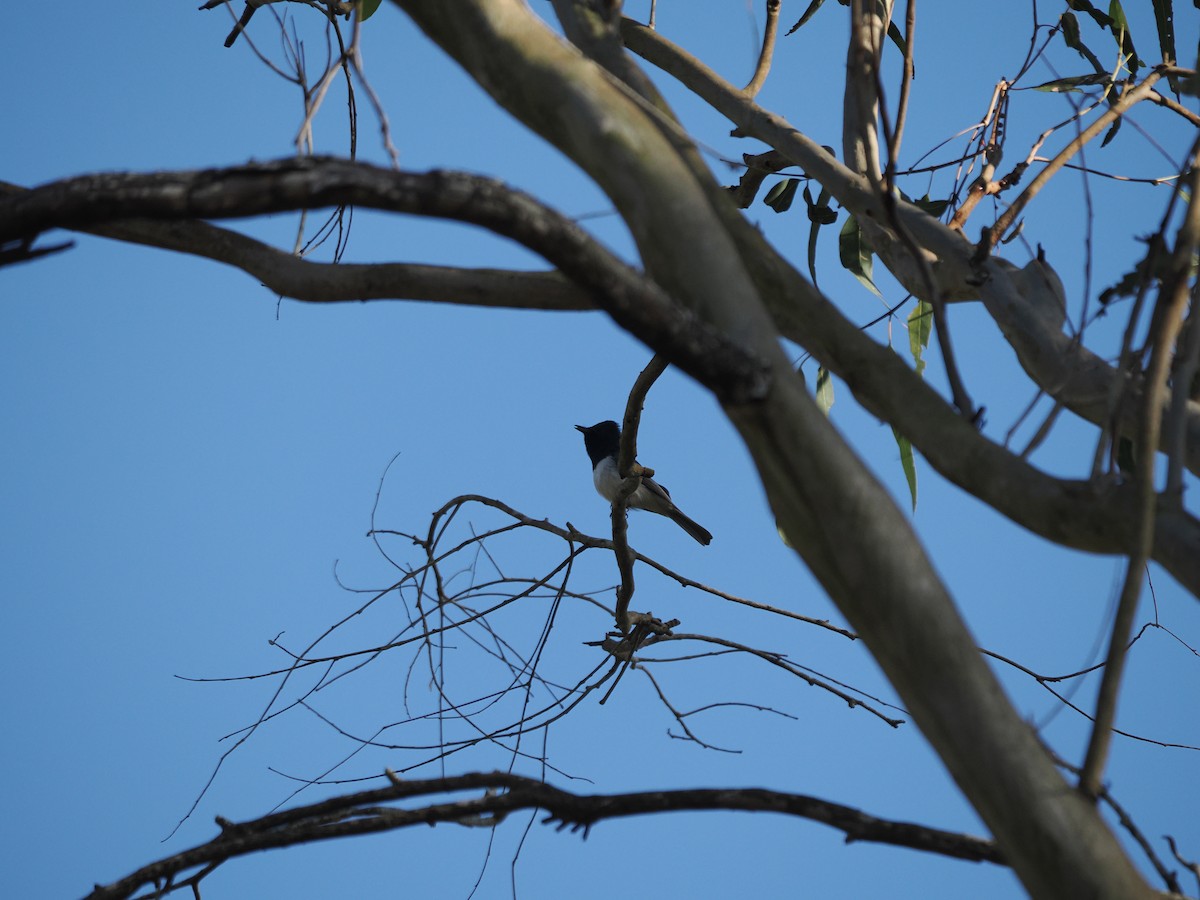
[
  {"left": 1000, "top": 219, "right": 1025, "bottom": 244},
  {"left": 764, "top": 177, "right": 801, "bottom": 213},
  {"left": 885, "top": 20, "right": 910, "bottom": 68},
  {"left": 1147, "top": 0, "right": 1176, "bottom": 90},
  {"left": 1151, "top": 0, "right": 1177, "bottom": 75},
  {"left": 776, "top": 521, "right": 793, "bottom": 548},
  {"left": 1060, "top": 12, "right": 1106, "bottom": 73},
  {"left": 907, "top": 300, "right": 933, "bottom": 377},
  {"left": 804, "top": 188, "right": 838, "bottom": 225},
  {"left": 1100, "top": 116, "right": 1122, "bottom": 147},
  {"left": 360, "top": 0, "right": 383, "bottom": 20},
  {"left": 815, "top": 366, "right": 835, "bottom": 416},
  {"left": 1066, "top": 0, "right": 1113, "bottom": 30},
  {"left": 838, "top": 216, "right": 882, "bottom": 297},
  {"left": 913, "top": 195, "right": 950, "bottom": 218},
  {"left": 1061, "top": 10, "right": 1082, "bottom": 46},
  {"left": 785, "top": 0, "right": 828, "bottom": 36},
  {"left": 1032, "top": 73, "right": 1113, "bottom": 92},
  {"left": 803, "top": 185, "right": 836, "bottom": 286},
  {"left": 1107, "top": 0, "right": 1140, "bottom": 73},
  {"left": 891, "top": 426, "right": 918, "bottom": 511}
]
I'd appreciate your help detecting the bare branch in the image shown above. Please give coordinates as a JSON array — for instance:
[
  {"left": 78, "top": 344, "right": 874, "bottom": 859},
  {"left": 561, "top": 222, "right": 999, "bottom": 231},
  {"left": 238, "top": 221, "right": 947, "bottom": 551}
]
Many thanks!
[
  {"left": 0, "top": 179, "right": 592, "bottom": 308},
  {"left": 891, "top": 0, "right": 916, "bottom": 162},
  {"left": 612, "top": 355, "right": 668, "bottom": 632},
  {"left": 742, "top": 0, "right": 780, "bottom": 99},
  {"left": 1080, "top": 136, "right": 1200, "bottom": 797},
  {"left": 86, "top": 771, "right": 1002, "bottom": 899},
  {"left": 0, "top": 160, "right": 770, "bottom": 404}
]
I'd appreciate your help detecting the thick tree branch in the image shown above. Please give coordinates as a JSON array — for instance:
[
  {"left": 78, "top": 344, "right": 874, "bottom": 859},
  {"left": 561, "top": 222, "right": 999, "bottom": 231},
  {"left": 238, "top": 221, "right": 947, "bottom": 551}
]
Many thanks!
[
  {"left": 391, "top": 3, "right": 1155, "bottom": 897},
  {"left": 86, "top": 771, "right": 1002, "bottom": 899},
  {"left": 0, "top": 180, "right": 592, "bottom": 309},
  {"left": 0, "top": 160, "right": 768, "bottom": 404}
]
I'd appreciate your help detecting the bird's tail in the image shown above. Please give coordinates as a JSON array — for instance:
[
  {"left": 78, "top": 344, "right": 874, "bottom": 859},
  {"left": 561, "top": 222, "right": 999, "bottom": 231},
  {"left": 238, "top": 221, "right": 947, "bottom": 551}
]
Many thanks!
[{"left": 669, "top": 509, "right": 713, "bottom": 545}]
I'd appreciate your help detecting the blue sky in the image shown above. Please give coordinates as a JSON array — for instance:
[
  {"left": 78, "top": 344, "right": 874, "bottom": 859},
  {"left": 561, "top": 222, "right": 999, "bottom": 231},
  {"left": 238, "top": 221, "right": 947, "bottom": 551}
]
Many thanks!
[{"left": 2, "top": 2, "right": 1198, "bottom": 898}]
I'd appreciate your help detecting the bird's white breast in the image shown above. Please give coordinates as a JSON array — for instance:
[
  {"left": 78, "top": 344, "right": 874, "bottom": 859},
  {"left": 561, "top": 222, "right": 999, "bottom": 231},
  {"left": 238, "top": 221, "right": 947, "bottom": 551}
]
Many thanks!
[{"left": 592, "top": 456, "right": 623, "bottom": 502}]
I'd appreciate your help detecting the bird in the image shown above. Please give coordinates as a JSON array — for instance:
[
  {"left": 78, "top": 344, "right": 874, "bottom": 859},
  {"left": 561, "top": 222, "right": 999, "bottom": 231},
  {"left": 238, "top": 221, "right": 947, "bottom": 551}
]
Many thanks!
[{"left": 575, "top": 420, "right": 712, "bottom": 545}]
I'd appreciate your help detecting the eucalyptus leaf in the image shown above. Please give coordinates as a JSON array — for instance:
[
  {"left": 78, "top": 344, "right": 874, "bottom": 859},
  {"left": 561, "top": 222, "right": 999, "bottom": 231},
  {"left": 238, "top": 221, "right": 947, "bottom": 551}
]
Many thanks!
[
  {"left": 838, "top": 216, "right": 881, "bottom": 297},
  {"left": 1066, "top": 0, "right": 1113, "bottom": 30},
  {"left": 785, "top": 0, "right": 828, "bottom": 36},
  {"left": 764, "top": 177, "right": 801, "bottom": 213},
  {"left": 1032, "top": 73, "right": 1112, "bottom": 92},
  {"left": 907, "top": 300, "right": 933, "bottom": 377},
  {"left": 892, "top": 426, "right": 918, "bottom": 511},
  {"left": 804, "top": 185, "right": 836, "bottom": 286},
  {"left": 1107, "top": 0, "right": 1141, "bottom": 72},
  {"left": 1060, "top": 12, "right": 1106, "bottom": 73},
  {"left": 816, "top": 366, "right": 835, "bottom": 416}
]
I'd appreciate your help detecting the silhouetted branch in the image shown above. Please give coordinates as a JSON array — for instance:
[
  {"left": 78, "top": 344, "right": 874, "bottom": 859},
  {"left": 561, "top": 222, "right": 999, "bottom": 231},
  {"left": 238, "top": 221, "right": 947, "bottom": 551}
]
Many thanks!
[
  {"left": 0, "top": 159, "right": 770, "bottom": 405},
  {"left": 86, "top": 770, "right": 1002, "bottom": 899}
]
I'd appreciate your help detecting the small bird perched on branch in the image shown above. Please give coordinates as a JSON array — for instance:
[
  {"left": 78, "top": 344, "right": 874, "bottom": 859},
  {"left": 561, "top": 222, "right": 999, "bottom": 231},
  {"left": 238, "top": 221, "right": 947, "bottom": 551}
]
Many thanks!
[{"left": 575, "top": 420, "right": 712, "bottom": 546}]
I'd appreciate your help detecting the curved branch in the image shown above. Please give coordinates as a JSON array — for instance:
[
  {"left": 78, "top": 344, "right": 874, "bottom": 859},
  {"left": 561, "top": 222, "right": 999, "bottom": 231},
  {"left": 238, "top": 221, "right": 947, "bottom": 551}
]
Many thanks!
[
  {"left": 0, "top": 160, "right": 769, "bottom": 404},
  {"left": 0, "top": 180, "right": 592, "bottom": 309},
  {"left": 742, "top": 0, "right": 780, "bottom": 98},
  {"left": 86, "top": 770, "right": 1002, "bottom": 899}
]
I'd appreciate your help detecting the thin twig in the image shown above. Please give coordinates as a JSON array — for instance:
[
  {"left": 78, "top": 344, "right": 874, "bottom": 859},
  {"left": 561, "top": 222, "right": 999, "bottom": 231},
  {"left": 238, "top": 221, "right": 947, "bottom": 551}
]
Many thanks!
[
  {"left": 1079, "top": 137, "right": 1200, "bottom": 798},
  {"left": 991, "top": 68, "right": 1168, "bottom": 245},
  {"left": 612, "top": 355, "right": 668, "bottom": 631},
  {"left": 742, "top": 0, "right": 780, "bottom": 99},
  {"left": 890, "top": 0, "right": 916, "bottom": 163}
]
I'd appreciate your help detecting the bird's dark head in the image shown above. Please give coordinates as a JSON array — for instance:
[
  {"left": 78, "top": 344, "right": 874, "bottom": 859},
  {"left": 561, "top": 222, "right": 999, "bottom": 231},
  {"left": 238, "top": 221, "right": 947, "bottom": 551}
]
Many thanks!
[{"left": 575, "top": 420, "right": 620, "bottom": 466}]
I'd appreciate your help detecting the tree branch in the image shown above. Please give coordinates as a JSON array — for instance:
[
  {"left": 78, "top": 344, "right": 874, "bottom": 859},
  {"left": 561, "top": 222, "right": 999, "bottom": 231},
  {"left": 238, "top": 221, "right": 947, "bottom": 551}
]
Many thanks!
[
  {"left": 393, "top": 3, "right": 1156, "bottom": 897},
  {"left": 0, "top": 160, "right": 769, "bottom": 404},
  {"left": 1080, "top": 137, "right": 1200, "bottom": 797},
  {"left": 742, "top": 0, "right": 780, "bottom": 99},
  {"left": 85, "top": 770, "right": 1002, "bottom": 899},
  {"left": 612, "top": 354, "right": 668, "bottom": 632},
  {"left": 0, "top": 180, "right": 592, "bottom": 309}
]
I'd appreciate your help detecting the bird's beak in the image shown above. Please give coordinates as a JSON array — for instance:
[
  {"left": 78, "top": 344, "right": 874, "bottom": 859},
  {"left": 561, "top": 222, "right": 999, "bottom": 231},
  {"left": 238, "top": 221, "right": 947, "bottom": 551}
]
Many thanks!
[{"left": 574, "top": 424, "right": 586, "bottom": 433}]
